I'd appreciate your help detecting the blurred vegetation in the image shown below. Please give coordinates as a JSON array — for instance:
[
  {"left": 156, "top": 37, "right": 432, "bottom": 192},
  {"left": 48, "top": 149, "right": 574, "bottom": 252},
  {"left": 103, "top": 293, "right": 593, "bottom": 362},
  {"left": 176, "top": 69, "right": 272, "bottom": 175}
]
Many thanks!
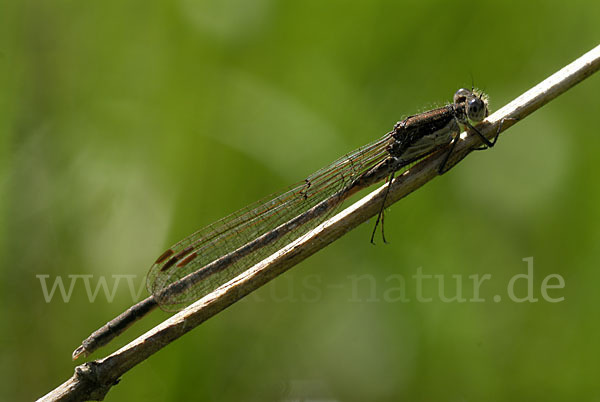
[{"left": 1, "top": 1, "right": 599, "bottom": 401}]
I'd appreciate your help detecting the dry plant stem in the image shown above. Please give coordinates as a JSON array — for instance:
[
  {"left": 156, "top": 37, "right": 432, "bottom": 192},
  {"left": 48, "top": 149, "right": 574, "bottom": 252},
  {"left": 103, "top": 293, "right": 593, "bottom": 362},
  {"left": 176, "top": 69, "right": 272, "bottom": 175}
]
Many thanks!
[{"left": 38, "top": 44, "right": 600, "bottom": 402}]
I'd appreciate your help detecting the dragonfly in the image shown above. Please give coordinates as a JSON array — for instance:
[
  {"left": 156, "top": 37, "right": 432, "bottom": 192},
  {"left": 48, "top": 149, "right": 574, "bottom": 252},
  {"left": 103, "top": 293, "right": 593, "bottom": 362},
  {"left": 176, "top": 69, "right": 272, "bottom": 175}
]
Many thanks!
[{"left": 73, "top": 87, "right": 494, "bottom": 360}]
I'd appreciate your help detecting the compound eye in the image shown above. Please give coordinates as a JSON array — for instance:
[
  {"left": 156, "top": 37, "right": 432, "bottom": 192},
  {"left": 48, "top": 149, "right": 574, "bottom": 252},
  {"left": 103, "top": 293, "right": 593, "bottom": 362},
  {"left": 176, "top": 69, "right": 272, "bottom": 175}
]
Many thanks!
[
  {"left": 467, "top": 97, "right": 486, "bottom": 121},
  {"left": 453, "top": 88, "right": 470, "bottom": 104}
]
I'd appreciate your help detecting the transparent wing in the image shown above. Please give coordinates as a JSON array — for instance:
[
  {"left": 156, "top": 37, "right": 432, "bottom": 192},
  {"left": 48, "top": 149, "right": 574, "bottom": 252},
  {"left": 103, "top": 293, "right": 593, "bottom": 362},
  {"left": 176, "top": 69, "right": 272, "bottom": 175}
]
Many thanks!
[{"left": 147, "top": 134, "right": 393, "bottom": 311}]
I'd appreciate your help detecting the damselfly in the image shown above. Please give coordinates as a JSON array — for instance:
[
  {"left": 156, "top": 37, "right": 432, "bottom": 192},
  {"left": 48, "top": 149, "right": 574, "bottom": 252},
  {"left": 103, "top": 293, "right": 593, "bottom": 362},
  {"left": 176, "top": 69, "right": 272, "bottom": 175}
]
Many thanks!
[{"left": 73, "top": 88, "right": 494, "bottom": 359}]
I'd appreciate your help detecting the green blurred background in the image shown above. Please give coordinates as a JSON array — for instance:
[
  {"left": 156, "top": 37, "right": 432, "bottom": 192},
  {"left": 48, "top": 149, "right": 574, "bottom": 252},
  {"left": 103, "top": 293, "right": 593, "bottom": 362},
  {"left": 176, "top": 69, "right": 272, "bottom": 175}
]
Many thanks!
[{"left": 2, "top": 1, "right": 599, "bottom": 401}]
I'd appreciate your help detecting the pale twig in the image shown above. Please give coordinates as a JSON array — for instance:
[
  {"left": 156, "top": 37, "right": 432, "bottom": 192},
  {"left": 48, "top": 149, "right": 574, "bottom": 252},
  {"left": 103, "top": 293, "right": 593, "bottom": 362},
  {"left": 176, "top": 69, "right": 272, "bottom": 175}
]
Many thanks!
[{"left": 38, "top": 44, "right": 600, "bottom": 402}]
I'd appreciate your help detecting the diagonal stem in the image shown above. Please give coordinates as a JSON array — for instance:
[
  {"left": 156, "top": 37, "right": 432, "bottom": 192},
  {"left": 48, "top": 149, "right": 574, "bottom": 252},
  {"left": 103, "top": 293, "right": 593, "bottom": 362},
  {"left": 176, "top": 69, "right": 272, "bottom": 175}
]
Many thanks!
[{"left": 38, "top": 43, "right": 600, "bottom": 402}]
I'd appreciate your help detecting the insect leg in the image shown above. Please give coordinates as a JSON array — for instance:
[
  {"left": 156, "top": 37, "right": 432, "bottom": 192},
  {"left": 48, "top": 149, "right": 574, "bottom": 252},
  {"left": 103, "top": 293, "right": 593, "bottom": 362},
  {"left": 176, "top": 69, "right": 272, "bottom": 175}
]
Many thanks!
[{"left": 370, "top": 171, "right": 395, "bottom": 244}]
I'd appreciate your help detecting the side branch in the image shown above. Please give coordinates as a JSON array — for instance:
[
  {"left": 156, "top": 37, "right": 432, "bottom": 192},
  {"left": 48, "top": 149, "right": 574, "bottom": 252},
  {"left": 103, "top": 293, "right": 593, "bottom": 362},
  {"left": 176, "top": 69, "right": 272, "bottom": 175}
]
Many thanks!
[{"left": 38, "top": 44, "right": 600, "bottom": 402}]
